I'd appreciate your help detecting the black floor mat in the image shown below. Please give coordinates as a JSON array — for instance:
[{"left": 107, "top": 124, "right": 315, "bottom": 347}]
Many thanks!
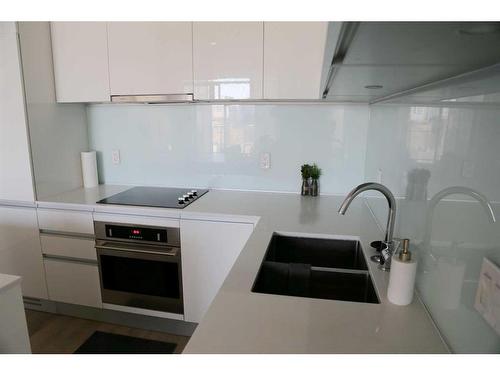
[{"left": 74, "top": 331, "right": 177, "bottom": 354}]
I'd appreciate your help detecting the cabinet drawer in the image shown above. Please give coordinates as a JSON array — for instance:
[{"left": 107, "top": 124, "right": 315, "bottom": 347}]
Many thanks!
[
  {"left": 40, "top": 234, "right": 96, "bottom": 261},
  {"left": 37, "top": 208, "right": 93, "bottom": 235},
  {"left": 44, "top": 258, "right": 102, "bottom": 308}
]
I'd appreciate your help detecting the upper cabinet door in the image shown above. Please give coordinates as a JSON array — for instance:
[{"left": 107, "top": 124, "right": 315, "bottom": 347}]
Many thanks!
[
  {"left": 193, "top": 22, "right": 263, "bottom": 100},
  {"left": 107, "top": 22, "right": 193, "bottom": 96},
  {"left": 263, "top": 22, "right": 328, "bottom": 99},
  {"left": 51, "top": 22, "right": 110, "bottom": 102}
]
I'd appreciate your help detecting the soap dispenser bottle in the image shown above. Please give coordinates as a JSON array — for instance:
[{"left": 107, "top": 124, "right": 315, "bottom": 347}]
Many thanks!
[{"left": 387, "top": 239, "right": 418, "bottom": 306}]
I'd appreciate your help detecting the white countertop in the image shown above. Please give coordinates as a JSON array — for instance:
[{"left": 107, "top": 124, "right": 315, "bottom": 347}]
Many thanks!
[
  {"left": 35, "top": 185, "right": 448, "bottom": 353},
  {"left": 0, "top": 273, "right": 22, "bottom": 293}
]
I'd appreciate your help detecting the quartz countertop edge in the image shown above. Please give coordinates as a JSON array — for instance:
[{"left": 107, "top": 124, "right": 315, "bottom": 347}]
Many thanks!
[
  {"left": 0, "top": 273, "right": 22, "bottom": 293},
  {"left": 33, "top": 185, "right": 449, "bottom": 353}
]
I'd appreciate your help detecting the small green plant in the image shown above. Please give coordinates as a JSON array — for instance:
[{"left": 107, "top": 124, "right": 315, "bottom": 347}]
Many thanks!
[
  {"left": 310, "top": 164, "right": 322, "bottom": 180},
  {"left": 301, "top": 164, "right": 312, "bottom": 179}
]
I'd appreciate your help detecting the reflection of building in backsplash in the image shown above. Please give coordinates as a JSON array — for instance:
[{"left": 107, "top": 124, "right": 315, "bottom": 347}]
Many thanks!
[
  {"left": 405, "top": 168, "right": 431, "bottom": 201},
  {"left": 365, "top": 105, "right": 500, "bottom": 202}
]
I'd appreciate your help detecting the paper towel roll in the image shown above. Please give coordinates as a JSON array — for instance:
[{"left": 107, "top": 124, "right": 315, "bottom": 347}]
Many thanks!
[
  {"left": 387, "top": 257, "right": 418, "bottom": 306},
  {"left": 81, "top": 151, "right": 98, "bottom": 188}
]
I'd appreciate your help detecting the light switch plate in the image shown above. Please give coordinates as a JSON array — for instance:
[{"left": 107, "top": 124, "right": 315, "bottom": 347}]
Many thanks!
[{"left": 474, "top": 257, "right": 500, "bottom": 335}]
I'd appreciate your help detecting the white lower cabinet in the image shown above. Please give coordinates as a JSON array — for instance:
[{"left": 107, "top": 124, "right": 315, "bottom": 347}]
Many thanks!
[
  {"left": 44, "top": 257, "right": 102, "bottom": 308},
  {"left": 181, "top": 219, "right": 254, "bottom": 323},
  {"left": 37, "top": 208, "right": 94, "bottom": 235},
  {"left": 0, "top": 205, "right": 48, "bottom": 299},
  {"left": 40, "top": 233, "right": 96, "bottom": 261}
]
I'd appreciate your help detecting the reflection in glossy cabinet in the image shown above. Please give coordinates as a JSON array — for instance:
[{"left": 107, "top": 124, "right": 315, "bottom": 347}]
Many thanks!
[
  {"left": 0, "top": 205, "right": 48, "bottom": 299},
  {"left": 0, "top": 24, "right": 36, "bottom": 202},
  {"left": 193, "top": 22, "right": 263, "bottom": 100},
  {"left": 50, "top": 22, "right": 110, "bottom": 102},
  {"left": 107, "top": 22, "right": 193, "bottom": 96},
  {"left": 181, "top": 219, "right": 254, "bottom": 323},
  {"left": 264, "top": 22, "right": 328, "bottom": 99}
]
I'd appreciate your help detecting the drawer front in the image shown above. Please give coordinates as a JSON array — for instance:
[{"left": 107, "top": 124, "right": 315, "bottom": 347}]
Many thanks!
[
  {"left": 37, "top": 208, "right": 94, "bottom": 235},
  {"left": 44, "top": 258, "right": 102, "bottom": 308},
  {"left": 40, "top": 234, "right": 96, "bottom": 261}
]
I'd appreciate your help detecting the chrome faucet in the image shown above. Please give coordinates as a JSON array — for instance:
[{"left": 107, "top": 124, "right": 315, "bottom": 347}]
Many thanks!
[
  {"left": 422, "top": 186, "right": 496, "bottom": 249},
  {"left": 338, "top": 182, "right": 397, "bottom": 271}
]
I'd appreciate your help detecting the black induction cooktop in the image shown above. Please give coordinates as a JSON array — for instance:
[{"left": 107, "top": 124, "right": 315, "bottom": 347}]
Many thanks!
[{"left": 97, "top": 187, "right": 209, "bottom": 209}]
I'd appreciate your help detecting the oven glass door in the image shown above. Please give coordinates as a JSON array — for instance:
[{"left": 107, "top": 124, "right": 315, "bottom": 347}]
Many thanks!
[{"left": 96, "top": 243, "right": 183, "bottom": 314}]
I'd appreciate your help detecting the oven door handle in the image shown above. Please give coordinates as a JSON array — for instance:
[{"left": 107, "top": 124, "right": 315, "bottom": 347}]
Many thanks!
[{"left": 95, "top": 244, "right": 179, "bottom": 257}]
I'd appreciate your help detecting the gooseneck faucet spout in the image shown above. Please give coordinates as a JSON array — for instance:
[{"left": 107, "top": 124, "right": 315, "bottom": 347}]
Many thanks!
[{"left": 339, "top": 182, "right": 397, "bottom": 244}]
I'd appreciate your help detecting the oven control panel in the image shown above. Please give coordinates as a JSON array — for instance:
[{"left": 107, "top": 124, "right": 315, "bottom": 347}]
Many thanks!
[{"left": 105, "top": 224, "right": 167, "bottom": 243}]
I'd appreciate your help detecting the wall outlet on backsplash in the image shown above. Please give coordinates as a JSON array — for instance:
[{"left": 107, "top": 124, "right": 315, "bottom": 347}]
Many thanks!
[
  {"left": 260, "top": 152, "right": 271, "bottom": 170},
  {"left": 112, "top": 150, "right": 121, "bottom": 165}
]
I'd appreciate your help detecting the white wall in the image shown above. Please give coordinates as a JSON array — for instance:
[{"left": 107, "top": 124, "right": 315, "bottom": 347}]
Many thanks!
[
  {"left": 0, "top": 22, "right": 35, "bottom": 202},
  {"left": 18, "top": 22, "right": 89, "bottom": 200}
]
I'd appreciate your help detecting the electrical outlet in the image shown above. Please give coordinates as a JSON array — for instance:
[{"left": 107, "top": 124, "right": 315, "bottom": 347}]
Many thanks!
[
  {"left": 260, "top": 152, "right": 271, "bottom": 170},
  {"left": 112, "top": 150, "right": 121, "bottom": 165}
]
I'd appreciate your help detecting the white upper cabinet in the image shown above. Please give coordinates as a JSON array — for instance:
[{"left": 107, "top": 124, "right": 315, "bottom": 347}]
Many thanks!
[
  {"left": 0, "top": 24, "right": 35, "bottom": 202},
  {"left": 107, "top": 22, "right": 193, "bottom": 96},
  {"left": 193, "top": 22, "right": 263, "bottom": 100},
  {"left": 263, "top": 22, "right": 328, "bottom": 99},
  {"left": 49, "top": 22, "right": 330, "bottom": 102},
  {"left": 50, "top": 22, "right": 110, "bottom": 102}
]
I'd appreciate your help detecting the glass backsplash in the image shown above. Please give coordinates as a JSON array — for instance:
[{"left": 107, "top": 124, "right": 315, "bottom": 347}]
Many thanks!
[
  {"left": 87, "top": 103, "right": 369, "bottom": 194},
  {"left": 364, "top": 105, "right": 500, "bottom": 353}
]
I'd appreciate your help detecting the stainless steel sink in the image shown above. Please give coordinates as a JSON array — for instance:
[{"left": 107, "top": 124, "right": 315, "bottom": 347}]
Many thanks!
[
  {"left": 263, "top": 234, "right": 368, "bottom": 271},
  {"left": 252, "top": 233, "right": 380, "bottom": 304}
]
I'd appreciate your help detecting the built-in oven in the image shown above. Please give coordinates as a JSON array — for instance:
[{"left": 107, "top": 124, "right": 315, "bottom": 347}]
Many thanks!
[{"left": 94, "top": 221, "right": 183, "bottom": 315}]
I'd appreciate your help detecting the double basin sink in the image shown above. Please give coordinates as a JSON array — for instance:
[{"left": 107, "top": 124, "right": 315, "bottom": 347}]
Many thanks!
[{"left": 252, "top": 233, "right": 380, "bottom": 304}]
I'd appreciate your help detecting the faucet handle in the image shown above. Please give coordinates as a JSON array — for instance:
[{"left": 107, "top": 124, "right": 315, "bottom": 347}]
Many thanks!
[{"left": 378, "top": 239, "right": 401, "bottom": 271}]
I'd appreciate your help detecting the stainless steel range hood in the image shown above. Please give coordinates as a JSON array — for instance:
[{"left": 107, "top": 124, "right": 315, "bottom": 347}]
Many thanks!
[
  {"left": 321, "top": 22, "right": 500, "bottom": 105},
  {"left": 110, "top": 93, "right": 194, "bottom": 104}
]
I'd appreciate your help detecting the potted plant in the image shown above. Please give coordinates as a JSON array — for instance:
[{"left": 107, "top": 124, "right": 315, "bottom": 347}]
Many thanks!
[
  {"left": 300, "top": 164, "right": 312, "bottom": 196},
  {"left": 309, "top": 164, "right": 322, "bottom": 196}
]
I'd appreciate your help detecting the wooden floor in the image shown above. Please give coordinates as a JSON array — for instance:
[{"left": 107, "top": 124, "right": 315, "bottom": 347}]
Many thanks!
[{"left": 25, "top": 309, "right": 190, "bottom": 354}]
